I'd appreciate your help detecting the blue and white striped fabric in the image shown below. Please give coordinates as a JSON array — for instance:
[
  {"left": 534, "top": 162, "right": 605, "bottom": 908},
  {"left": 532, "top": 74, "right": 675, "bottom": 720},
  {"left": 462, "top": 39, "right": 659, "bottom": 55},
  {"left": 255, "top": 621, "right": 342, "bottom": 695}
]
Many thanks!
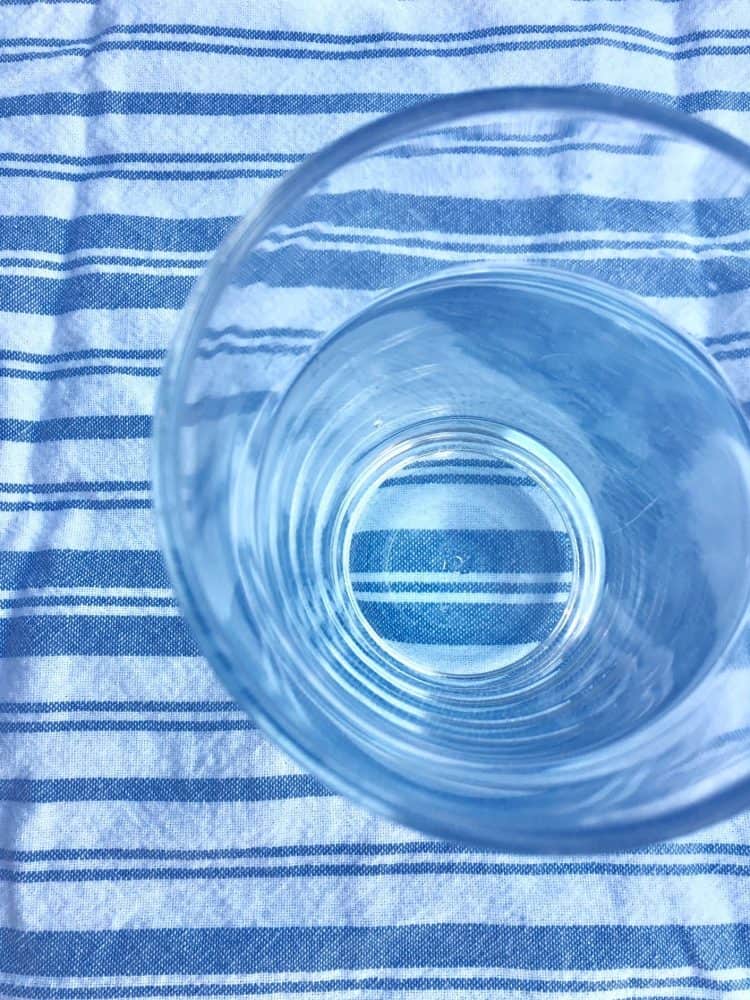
[{"left": 3, "top": 0, "right": 750, "bottom": 996}]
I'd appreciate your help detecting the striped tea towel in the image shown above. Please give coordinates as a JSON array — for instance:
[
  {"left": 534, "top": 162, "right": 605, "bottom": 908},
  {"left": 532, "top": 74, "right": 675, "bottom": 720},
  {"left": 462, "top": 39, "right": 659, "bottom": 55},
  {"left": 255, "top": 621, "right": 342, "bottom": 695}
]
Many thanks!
[{"left": 2, "top": 0, "right": 750, "bottom": 997}]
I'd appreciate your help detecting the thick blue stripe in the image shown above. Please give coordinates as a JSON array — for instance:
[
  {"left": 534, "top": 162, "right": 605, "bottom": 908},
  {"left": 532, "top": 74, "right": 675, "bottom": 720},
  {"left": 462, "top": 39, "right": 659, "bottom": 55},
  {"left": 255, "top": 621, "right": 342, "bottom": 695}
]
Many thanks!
[
  {"left": 0, "top": 273, "right": 193, "bottom": 314},
  {"left": 0, "top": 840, "right": 747, "bottom": 863},
  {"left": 0, "top": 549, "right": 167, "bottom": 588},
  {"left": 3, "top": 195, "right": 748, "bottom": 257},
  {"left": 0, "top": 250, "right": 727, "bottom": 312},
  {"left": 0, "top": 924, "right": 746, "bottom": 975},
  {"left": 349, "top": 529, "right": 573, "bottom": 574},
  {"left": 0, "top": 88, "right": 746, "bottom": 118},
  {"left": 4, "top": 37, "right": 750, "bottom": 65},
  {"left": 0, "top": 214, "right": 234, "bottom": 252},
  {"left": 0, "top": 775, "right": 329, "bottom": 803},
  {"left": 0, "top": 479, "right": 149, "bottom": 493},
  {"left": 1, "top": 859, "right": 750, "bottom": 882},
  {"left": 238, "top": 247, "right": 750, "bottom": 297},
  {"left": 0, "top": 414, "right": 150, "bottom": 441},
  {"left": 295, "top": 191, "right": 750, "bottom": 239},
  {"left": 0, "top": 615, "right": 195, "bottom": 656},
  {"left": 358, "top": 600, "right": 564, "bottom": 645}
]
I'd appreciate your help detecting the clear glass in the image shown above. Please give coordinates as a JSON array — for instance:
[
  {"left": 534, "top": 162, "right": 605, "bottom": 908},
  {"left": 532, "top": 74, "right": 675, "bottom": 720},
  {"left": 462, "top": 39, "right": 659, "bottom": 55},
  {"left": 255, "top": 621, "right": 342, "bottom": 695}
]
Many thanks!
[{"left": 154, "top": 88, "right": 750, "bottom": 853}]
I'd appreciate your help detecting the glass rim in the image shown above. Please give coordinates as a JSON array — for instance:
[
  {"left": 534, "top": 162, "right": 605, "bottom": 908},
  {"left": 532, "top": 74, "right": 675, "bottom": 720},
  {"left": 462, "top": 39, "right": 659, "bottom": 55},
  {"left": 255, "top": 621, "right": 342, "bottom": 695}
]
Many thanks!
[{"left": 154, "top": 86, "right": 750, "bottom": 852}]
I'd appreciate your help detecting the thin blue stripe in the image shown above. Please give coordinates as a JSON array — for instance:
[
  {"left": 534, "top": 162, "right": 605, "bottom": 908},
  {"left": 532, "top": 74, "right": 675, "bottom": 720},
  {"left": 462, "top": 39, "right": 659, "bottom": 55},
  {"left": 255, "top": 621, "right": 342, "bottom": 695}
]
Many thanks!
[
  {"left": 379, "top": 473, "right": 538, "bottom": 487},
  {"left": 0, "top": 718, "right": 254, "bottom": 733},
  {"left": 0, "top": 166, "right": 287, "bottom": 180},
  {"left": 349, "top": 529, "right": 574, "bottom": 573},
  {"left": 0, "top": 700, "right": 233, "bottom": 714},
  {"left": 353, "top": 581, "right": 571, "bottom": 594},
  {"left": 0, "top": 550, "right": 167, "bottom": 588},
  {"left": 703, "top": 330, "right": 750, "bottom": 346},
  {"left": 1, "top": 859, "right": 749, "bottom": 882},
  {"left": 0, "top": 414, "right": 151, "bottom": 442},
  {"left": 0, "top": 975, "right": 749, "bottom": 999},
  {"left": 0, "top": 595, "right": 174, "bottom": 609},
  {"left": 0, "top": 87, "right": 745, "bottom": 118},
  {"left": 0, "top": 499, "right": 151, "bottom": 511},
  {"left": 267, "top": 227, "right": 750, "bottom": 256},
  {"left": 0, "top": 479, "right": 149, "bottom": 493},
  {"left": 0, "top": 365, "right": 163, "bottom": 380},
  {"left": 0, "top": 615, "right": 197, "bottom": 657},
  {"left": 1, "top": 840, "right": 748, "bottom": 862},
  {"left": 0, "top": 151, "right": 305, "bottom": 164},
  {"left": 0, "top": 924, "right": 746, "bottom": 975},
  {"left": 0, "top": 775, "right": 331, "bottom": 803}
]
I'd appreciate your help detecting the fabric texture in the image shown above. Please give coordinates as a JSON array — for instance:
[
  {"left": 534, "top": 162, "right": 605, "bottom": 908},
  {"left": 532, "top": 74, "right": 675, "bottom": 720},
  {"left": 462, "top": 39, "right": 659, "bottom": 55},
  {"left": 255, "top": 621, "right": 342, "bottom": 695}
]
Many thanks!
[{"left": 2, "top": 0, "right": 750, "bottom": 996}]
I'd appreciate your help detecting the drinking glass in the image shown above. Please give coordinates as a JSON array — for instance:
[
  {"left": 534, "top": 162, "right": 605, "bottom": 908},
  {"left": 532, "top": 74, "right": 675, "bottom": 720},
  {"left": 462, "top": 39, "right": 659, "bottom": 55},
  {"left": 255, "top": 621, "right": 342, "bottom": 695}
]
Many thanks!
[{"left": 154, "top": 88, "right": 750, "bottom": 852}]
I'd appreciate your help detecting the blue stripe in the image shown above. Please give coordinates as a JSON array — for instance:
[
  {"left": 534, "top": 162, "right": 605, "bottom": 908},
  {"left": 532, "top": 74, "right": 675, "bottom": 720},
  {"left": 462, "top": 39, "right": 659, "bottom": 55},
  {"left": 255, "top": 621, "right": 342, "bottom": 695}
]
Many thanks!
[
  {"left": 4, "top": 37, "right": 750, "bottom": 65},
  {"left": 1, "top": 839, "right": 747, "bottom": 862},
  {"left": 236, "top": 247, "right": 750, "bottom": 297},
  {"left": 0, "top": 549, "right": 167, "bottom": 588},
  {"left": 0, "top": 498, "right": 151, "bottom": 511},
  {"left": 0, "top": 414, "right": 151, "bottom": 441},
  {"left": 5, "top": 251, "right": 734, "bottom": 312},
  {"left": 0, "top": 151, "right": 305, "bottom": 165},
  {"left": 3, "top": 195, "right": 748, "bottom": 257},
  {"left": 0, "top": 255, "right": 204, "bottom": 270},
  {"left": 0, "top": 479, "right": 149, "bottom": 493},
  {"left": 1, "top": 859, "right": 750, "bottom": 883},
  {"left": 353, "top": 581, "right": 570, "bottom": 594},
  {"left": 0, "top": 924, "right": 746, "bottom": 975},
  {"left": 0, "top": 214, "right": 234, "bottom": 252},
  {"left": 0, "top": 615, "right": 196, "bottom": 657},
  {"left": 349, "top": 529, "right": 573, "bottom": 573},
  {"left": 704, "top": 330, "right": 750, "bottom": 346},
  {"left": 0, "top": 596, "right": 174, "bottom": 610},
  {"left": 380, "top": 473, "right": 538, "bottom": 487},
  {"left": 0, "top": 274, "right": 193, "bottom": 314},
  {"left": 292, "top": 191, "right": 750, "bottom": 238},
  {"left": 0, "top": 166, "right": 286, "bottom": 180},
  {"left": 0, "top": 775, "right": 330, "bottom": 803},
  {"left": 0, "top": 974, "right": 748, "bottom": 999},
  {"left": 0, "top": 718, "right": 254, "bottom": 733},
  {"left": 0, "top": 87, "right": 745, "bottom": 119},
  {"left": 1, "top": 975, "right": 750, "bottom": 999},
  {"left": 0, "top": 700, "right": 233, "bottom": 714},
  {"left": 357, "top": 600, "right": 565, "bottom": 645}
]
